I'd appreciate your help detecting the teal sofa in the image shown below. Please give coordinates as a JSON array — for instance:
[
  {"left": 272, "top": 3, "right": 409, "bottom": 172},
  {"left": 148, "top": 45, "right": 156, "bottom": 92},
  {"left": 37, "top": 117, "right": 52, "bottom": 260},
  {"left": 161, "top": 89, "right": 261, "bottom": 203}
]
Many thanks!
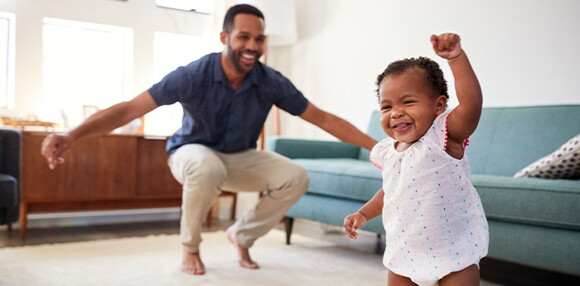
[{"left": 267, "top": 105, "right": 580, "bottom": 276}]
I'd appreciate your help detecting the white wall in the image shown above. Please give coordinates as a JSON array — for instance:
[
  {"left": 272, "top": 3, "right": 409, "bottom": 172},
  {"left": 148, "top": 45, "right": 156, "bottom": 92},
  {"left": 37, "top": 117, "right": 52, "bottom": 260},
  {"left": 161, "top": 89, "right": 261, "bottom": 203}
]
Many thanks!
[{"left": 273, "top": 0, "right": 580, "bottom": 141}]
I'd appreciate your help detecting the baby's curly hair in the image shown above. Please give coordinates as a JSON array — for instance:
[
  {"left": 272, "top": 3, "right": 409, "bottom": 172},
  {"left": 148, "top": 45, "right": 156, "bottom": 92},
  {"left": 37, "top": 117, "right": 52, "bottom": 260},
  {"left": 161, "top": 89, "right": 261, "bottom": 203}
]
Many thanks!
[{"left": 375, "top": 57, "right": 448, "bottom": 101}]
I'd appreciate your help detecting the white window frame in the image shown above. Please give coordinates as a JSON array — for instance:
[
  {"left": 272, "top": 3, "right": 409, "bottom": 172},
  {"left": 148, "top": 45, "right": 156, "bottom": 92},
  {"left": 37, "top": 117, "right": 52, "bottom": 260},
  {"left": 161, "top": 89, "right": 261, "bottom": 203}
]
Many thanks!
[
  {"left": 0, "top": 12, "right": 16, "bottom": 110},
  {"left": 156, "top": 0, "right": 215, "bottom": 14}
]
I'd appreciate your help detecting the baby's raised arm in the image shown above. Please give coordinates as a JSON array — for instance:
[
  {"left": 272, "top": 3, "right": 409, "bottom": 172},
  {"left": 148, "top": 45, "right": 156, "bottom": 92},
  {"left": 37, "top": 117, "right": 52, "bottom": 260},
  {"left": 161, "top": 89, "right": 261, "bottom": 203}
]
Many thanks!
[{"left": 431, "top": 33, "right": 482, "bottom": 157}]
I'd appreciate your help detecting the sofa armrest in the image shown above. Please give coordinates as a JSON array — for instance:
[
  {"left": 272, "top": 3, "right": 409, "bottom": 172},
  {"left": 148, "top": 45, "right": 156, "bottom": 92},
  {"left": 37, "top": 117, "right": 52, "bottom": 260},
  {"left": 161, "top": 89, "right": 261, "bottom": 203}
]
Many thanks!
[
  {"left": 0, "top": 128, "right": 21, "bottom": 181},
  {"left": 266, "top": 136, "right": 360, "bottom": 159}
]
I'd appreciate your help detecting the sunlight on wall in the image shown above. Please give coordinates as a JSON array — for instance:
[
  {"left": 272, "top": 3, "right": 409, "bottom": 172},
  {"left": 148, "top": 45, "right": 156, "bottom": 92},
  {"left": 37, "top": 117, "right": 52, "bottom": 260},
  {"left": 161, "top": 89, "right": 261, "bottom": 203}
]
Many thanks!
[{"left": 145, "top": 31, "right": 220, "bottom": 136}]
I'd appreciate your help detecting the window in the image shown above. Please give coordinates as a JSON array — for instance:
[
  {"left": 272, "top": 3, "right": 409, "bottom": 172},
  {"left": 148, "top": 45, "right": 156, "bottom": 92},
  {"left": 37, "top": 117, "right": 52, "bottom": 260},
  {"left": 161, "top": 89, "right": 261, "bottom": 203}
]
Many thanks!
[
  {"left": 0, "top": 12, "right": 15, "bottom": 109},
  {"left": 156, "top": 0, "right": 214, "bottom": 14},
  {"left": 144, "top": 31, "right": 218, "bottom": 136},
  {"left": 41, "top": 18, "right": 133, "bottom": 127}
]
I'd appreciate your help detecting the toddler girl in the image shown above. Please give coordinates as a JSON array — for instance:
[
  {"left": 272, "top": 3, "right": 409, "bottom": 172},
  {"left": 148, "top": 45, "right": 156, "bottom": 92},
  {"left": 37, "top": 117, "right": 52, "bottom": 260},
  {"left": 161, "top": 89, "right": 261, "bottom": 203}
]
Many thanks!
[{"left": 343, "top": 33, "right": 489, "bottom": 286}]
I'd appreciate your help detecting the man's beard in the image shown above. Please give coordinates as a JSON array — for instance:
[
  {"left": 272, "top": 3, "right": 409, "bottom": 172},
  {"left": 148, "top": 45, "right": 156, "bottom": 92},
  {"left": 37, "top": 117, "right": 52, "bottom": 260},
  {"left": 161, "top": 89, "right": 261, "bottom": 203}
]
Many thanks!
[{"left": 226, "top": 43, "right": 258, "bottom": 74}]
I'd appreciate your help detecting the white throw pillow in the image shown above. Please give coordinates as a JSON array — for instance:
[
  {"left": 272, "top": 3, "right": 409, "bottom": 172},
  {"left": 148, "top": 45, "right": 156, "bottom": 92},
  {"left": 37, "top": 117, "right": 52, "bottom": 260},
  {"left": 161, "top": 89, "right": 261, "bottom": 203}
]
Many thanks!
[{"left": 514, "top": 134, "right": 580, "bottom": 179}]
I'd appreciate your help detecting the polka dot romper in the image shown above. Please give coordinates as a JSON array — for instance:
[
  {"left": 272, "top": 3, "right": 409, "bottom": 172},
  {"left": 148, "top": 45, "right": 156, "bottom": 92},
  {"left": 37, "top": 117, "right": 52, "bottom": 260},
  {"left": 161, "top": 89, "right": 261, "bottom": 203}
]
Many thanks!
[{"left": 370, "top": 112, "right": 489, "bottom": 286}]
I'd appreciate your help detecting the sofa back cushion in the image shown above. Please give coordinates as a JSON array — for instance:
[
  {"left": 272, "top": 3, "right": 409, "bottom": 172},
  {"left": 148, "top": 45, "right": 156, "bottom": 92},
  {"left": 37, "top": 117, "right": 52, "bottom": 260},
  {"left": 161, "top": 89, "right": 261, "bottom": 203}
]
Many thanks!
[
  {"left": 362, "top": 106, "right": 580, "bottom": 176},
  {"left": 358, "top": 110, "right": 387, "bottom": 161},
  {"left": 467, "top": 105, "right": 580, "bottom": 176}
]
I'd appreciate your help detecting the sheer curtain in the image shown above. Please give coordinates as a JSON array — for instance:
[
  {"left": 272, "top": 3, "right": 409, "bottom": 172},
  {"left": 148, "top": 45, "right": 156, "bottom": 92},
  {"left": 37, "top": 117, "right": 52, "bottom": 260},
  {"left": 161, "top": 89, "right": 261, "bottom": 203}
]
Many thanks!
[{"left": 0, "top": 12, "right": 15, "bottom": 110}]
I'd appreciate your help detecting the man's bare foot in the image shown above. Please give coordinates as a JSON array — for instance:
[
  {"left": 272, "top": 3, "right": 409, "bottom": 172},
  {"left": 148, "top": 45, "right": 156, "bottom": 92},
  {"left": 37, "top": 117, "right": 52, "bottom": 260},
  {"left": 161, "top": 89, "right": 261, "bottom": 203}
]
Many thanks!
[
  {"left": 181, "top": 249, "right": 206, "bottom": 275},
  {"left": 226, "top": 228, "right": 260, "bottom": 269}
]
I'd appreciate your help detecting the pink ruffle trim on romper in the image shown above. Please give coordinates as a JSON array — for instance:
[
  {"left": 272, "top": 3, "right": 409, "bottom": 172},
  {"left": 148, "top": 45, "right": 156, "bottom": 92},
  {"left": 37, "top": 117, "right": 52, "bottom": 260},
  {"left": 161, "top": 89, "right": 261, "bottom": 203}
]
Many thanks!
[
  {"left": 369, "top": 157, "right": 384, "bottom": 170},
  {"left": 443, "top": 113, "right": 470, "bottom": 151}
]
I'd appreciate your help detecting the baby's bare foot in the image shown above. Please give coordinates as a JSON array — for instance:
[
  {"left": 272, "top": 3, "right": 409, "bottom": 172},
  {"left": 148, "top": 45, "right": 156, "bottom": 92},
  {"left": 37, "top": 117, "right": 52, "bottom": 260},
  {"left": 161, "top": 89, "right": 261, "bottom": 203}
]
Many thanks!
[
  {"left": 226, "top": 228, "right": 260, "bottom": 269},
  {"left": 181, "top": 249, "right": 206, "bottom": 275}
]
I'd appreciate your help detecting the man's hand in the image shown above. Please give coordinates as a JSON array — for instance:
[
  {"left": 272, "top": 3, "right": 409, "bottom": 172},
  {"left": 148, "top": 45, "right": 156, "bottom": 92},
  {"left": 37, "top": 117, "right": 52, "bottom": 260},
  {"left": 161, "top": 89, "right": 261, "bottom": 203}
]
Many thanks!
[
  {"left": 343, "top": 212, "right": 368, "bottom": 240},
  {"left": 41, "top": 133, "right": 73, "bottom": 169},
  {"left": 431, "top": 33, "right": 463, "bottom": 60}
]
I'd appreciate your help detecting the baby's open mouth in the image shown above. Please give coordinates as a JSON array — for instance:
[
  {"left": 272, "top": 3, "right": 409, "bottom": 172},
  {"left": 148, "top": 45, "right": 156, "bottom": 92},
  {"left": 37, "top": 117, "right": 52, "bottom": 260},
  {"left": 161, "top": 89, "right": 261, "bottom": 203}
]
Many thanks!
[{"left": 393, "top": 122, "right": 412, "bottom": 132}]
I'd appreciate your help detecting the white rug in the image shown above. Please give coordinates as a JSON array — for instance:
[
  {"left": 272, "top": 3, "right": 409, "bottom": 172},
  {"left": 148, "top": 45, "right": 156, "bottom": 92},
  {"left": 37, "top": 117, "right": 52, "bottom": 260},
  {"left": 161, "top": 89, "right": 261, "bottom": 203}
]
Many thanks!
[{"left": 0, "top": 230, "right": 385, "bottom": 286}]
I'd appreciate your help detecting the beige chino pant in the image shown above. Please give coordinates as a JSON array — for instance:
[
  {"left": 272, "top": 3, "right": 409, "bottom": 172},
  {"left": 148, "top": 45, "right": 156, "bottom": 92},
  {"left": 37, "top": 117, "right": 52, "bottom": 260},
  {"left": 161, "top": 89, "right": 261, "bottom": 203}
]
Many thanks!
[{"left": 168, "top": 144, "right": 309, "bottom": 253}]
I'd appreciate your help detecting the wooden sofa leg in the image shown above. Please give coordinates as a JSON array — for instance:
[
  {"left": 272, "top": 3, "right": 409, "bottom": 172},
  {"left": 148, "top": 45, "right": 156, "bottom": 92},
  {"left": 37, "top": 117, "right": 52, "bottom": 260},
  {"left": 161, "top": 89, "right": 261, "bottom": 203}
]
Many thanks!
[{"left": 284, "top": 217, "right": 294, "bottom": 245}]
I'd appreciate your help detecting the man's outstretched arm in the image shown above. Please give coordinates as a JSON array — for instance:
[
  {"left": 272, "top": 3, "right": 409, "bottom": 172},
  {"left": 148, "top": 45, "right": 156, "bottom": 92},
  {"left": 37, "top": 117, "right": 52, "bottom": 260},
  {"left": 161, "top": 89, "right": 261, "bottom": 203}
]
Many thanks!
[
  {"left": 299, "top": 102, "right": 377, "bottom": 150},
  {"left": 41, "top": 91, "right": 158, "bottom": 169}
]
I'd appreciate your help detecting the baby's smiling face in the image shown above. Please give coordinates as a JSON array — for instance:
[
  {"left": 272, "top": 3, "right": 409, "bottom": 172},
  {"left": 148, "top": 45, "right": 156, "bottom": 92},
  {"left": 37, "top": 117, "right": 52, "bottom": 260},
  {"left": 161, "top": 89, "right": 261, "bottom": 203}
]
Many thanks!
[{"left": 378, "top": 70, "right": 447, "bottom": 146}]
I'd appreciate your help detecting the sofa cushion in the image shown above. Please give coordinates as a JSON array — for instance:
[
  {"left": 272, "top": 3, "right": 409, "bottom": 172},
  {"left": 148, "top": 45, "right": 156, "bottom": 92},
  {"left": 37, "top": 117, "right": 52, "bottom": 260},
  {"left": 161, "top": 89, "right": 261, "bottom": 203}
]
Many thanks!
[
  {"left": 472, "top": 174, "right": 580, "bottom": 230},
  {"left": 487, "top": 220, "right": 580, "bottom": 276},
  {"left": 514, "top": 133, "right": 580, "bottom": 179},
  {"left": 286, "top": 194, "right": 385, "bottom": 234},
  {"left": 468, "top": 105, "right": 580, "bottom": 176},
  {"left": 294, "top": 158, "right": 382, "bottom": 202},
  {"left": 358, "top": 111, "right": 387, "bottom": 161}
]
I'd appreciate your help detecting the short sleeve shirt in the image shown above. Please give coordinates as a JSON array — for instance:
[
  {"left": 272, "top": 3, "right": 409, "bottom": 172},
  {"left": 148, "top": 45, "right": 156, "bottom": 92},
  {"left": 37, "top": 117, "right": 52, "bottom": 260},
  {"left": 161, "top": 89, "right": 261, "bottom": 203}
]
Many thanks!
[{"left": 148, "top": 53, "right": 309, "bottom": 154}]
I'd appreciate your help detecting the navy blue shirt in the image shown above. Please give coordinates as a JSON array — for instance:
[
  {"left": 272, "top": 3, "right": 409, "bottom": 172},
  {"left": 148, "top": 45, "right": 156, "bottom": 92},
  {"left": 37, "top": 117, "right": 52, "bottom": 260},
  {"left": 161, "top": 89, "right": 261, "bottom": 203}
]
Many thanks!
[{"left": 149, "top": 53, "right": 309, "bottom": 154}]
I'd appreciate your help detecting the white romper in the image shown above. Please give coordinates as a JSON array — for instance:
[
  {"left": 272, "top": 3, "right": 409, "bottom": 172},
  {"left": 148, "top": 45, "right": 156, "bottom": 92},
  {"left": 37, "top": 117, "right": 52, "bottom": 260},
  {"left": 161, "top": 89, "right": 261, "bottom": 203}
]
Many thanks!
[{"left": 370, "top": 112, "right": 489, "bottom": 286}]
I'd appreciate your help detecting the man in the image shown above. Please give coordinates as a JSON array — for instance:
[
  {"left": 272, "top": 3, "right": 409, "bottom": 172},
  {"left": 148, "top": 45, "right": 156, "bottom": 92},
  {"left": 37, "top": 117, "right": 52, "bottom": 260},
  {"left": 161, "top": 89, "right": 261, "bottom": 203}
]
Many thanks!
[{"left": 41, "top": 4, "right": 377, "bottom": 275}]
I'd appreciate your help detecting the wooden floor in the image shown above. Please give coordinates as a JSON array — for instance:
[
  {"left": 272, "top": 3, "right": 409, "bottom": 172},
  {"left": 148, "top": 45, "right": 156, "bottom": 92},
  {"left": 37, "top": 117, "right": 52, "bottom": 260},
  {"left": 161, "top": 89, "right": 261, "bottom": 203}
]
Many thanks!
[{"left": 1, "top": 215, "right": 578, "bottom": 286}]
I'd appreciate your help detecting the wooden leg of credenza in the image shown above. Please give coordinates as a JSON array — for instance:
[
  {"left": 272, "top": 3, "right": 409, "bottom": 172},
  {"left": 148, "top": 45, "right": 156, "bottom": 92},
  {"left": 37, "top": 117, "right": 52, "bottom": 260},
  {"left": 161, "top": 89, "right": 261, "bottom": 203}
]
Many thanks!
[
  {"left": 19, "top": 202, "right": 28, "bottom": 240},
  {"left": 231, "top": 193, "right": 237, "bottom": 221},
  {"left": 206, "top": 207, "right": 213, "bottom": 227}
]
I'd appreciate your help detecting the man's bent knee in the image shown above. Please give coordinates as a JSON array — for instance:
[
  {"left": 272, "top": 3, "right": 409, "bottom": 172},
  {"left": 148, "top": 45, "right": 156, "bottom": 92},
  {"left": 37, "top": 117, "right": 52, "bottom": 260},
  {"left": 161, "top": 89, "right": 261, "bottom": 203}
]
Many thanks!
[
  {"left": 271, "top": 164, "right": 309, "bottom": 197},
  {"left": 181, "top": 157, "right": 226, "bottom": 186}
]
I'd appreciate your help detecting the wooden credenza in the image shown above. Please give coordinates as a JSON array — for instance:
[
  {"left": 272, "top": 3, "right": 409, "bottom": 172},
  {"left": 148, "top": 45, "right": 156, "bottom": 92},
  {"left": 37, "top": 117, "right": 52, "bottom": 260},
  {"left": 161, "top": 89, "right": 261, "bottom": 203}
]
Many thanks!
[{"left": 20, "top": 132, "right": 183, "bottom": 240}]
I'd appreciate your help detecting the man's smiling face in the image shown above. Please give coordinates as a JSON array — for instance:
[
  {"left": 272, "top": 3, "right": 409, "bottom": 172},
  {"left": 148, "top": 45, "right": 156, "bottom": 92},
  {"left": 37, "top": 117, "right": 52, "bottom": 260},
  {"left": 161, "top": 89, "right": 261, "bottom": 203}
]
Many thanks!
[{"left": 223, "top": 13, "right": 265, "bottom": 75}]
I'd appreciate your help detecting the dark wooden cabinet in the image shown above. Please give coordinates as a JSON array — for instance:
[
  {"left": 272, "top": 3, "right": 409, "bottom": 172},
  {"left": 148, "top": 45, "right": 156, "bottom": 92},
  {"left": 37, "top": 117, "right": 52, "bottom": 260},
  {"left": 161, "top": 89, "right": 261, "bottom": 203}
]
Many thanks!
[{"left": 20, "top": 132, "right": 182, "bottom": 239}]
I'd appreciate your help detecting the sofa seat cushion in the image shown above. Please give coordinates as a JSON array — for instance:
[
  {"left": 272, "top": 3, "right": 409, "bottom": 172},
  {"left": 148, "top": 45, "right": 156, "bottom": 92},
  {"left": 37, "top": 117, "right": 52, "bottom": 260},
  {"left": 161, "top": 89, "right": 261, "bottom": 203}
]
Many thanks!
[
  {"left": 294, "top": 158, "right": 381, "bottom": 202},
  {"left": 472, "top": 174, "right": 580, "bottom": 230}
]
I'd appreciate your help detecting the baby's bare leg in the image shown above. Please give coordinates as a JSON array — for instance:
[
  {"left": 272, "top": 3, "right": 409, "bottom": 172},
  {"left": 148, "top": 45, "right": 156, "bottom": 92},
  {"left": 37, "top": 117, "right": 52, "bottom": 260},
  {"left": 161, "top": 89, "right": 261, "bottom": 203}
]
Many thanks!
[
  {"left": 387, "top": 271, "right": 417, "bottom": 286},
  {"left": 439, "top": 264, "right": 479, "bottom": 286}
]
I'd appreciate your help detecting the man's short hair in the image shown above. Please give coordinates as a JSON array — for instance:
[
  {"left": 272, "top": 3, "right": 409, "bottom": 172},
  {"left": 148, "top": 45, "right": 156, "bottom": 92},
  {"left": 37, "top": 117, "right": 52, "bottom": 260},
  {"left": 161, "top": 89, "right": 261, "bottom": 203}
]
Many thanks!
[{"left": 223, "top": 4, "right": 264, "bottom": 33}]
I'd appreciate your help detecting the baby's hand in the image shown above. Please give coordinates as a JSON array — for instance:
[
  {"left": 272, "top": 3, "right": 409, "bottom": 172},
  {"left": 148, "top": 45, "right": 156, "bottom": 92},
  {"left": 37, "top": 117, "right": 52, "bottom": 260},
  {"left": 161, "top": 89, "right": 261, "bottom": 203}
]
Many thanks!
[
  {"left": 431, "top": 33, "right": 463, "bottom": 60},
  {"left": 343, "top": 212, "right": 368, "bottom": 240}
]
